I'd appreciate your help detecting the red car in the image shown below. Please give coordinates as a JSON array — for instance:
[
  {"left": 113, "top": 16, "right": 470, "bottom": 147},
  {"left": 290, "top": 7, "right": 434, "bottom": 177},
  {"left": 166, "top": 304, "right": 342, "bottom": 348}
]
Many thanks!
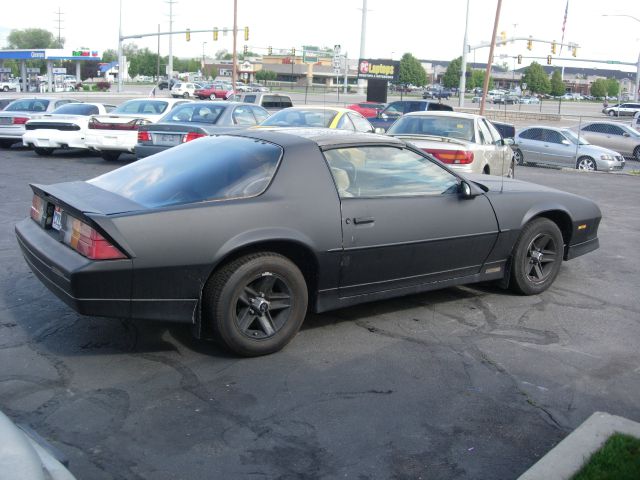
[
  {"left": 194, "top": 84, "right": 235, "bottom": 100},
  {"left": 346, "top": 102, "right": 386, "bottom": 118}
]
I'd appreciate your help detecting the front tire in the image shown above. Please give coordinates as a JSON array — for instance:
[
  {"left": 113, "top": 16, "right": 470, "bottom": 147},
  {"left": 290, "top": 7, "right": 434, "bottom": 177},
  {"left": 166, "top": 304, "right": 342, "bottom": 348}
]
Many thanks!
[
  {"left": 608, "top": 110, "right": 616, "bottom": 117},
  {"left": 183, "top": 92, "right": 189, "bottom": 98},
  {"left": 203, "top": 253, "right": 308, "bottom": 357},
  {"left": 576, "top": 156, "right": 596, "bottom": 171},
  {"left": 507, "top": 159, "right": 515, "bottom": 178},
  {"left": 101, "top": 151, "right": 121, "bottom": 161},
  {"left": 510, "top": 218, "right": 563, "bottom": 295},
  {"left": 34, "top": 147, "right": 55, "bottom": 156},
  {"left": 209, "top": 93, "right": 216, "bottom": 100},
  {"left": 633, "top": 146, "right": 640, "bottom": 161}
]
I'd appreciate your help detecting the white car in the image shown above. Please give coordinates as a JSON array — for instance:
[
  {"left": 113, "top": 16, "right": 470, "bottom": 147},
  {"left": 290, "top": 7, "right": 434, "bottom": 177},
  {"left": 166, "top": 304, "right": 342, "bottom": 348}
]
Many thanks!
[
  {"left": 386, "top": 111, "right": 515, "bottom": 177},
  {"left": 170, "top": 82, "right": 203, "bottom": 99},
  {"left": 84, "top": 98, "right": 188, "bottom": 161},
  {"left": 22, "top": 103, "right": 116, "bottom": 155},
  {"left": 0, "top": 97, "right": 80, "bottom": 149}
]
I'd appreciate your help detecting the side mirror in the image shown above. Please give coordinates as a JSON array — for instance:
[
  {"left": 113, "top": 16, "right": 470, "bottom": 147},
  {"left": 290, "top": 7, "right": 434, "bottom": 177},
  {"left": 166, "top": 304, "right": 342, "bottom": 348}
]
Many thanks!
[
  {"left": 459, "top": 181, "right": 475, "bottom": 199},
  {"left": 623, "top": 132, "right": 630, "bottom": 137},
  {"left": 374, "top": 127, "right": 386, "bottom": 134},
  {"left": 381, "top": 113, "right": 388, "bottom": 120},
  {"left": 561, "top": 139, "right": 571, "bottom": 145}
]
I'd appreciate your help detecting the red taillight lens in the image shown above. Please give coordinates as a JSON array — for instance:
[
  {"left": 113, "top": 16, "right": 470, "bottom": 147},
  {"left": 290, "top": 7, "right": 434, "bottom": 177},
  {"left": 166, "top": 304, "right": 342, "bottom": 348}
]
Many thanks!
[
  {"left": 13, "top": 117, "right": 29, "bottom": 125},
  {"left": 183, "top": 132, "right": 206, "bottom": 143},
  {"left": 423, "top": 149, "right": 474, "bottom": 165},
  {"left": 30, "top": 195, "right": 44, "bottom": 222},
  {"left": 63, "top": 216, "right": 126, "bottom": 260},
  {"left": 137, "top": 130, "right": 151, "bottom": 142}
]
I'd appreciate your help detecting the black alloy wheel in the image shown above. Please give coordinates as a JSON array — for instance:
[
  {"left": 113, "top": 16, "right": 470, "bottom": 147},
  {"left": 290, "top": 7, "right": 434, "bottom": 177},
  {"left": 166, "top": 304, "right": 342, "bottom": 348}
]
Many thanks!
[
  {"left": 204, "top": 252, "right": 308, "bottom": 356},
  {"left": 510, "top": 218, "right": 563, "bottom": 295},
  {"left": 34, "top": 147, "right": 55, "bottom": 156}
]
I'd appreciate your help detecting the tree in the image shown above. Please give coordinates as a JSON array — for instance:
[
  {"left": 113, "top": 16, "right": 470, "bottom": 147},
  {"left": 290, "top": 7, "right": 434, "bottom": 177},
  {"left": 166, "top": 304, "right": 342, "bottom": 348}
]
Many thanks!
[
  {"left": 590, "top": 78, "right": 607, "bottom": 98},
  {"left": 550, "top": 70, "right": 565, "bottom": 96},
  {"left": 606, "top": 78, "right": 620, "bottom": 97},
  {"left": 522, "top": 62, "right": 550, "bottom": 94},
  {"left": 442, "top": 57, "right": 463, "bottom": 89},
  {"left": 468, "top": 69, "right": 494, "bottom": 90},
  {"left": 6, "top": 28, "right": 61, "bottom": 49},
  {"left": 102, "top": 49, "right": 118, "bottom": 63},
  {"left": 255, "top": 69, "right": 277, "bottom": 82},
  {"left": 398, "top": 53, "right": 427, "bottom": 87}
]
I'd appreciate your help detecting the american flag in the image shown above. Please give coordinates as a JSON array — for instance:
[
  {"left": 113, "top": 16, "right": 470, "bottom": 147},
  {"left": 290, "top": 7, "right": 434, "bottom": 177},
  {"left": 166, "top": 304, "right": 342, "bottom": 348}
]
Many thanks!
[{"left": 560, "top": 1, "right": 569, "bottom": 53}]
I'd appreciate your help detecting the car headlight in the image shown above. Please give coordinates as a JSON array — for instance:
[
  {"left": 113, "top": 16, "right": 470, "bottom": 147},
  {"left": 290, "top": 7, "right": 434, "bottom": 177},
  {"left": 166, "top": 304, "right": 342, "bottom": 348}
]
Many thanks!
[{"left": 600, "top": 154, "right": 613, "bottom": 161}]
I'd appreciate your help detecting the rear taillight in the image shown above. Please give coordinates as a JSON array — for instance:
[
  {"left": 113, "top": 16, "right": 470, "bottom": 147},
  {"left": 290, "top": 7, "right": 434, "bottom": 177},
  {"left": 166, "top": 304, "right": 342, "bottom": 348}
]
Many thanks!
[
  {"left": 13, "top": 117, "right": 29, "bottom": 125},
  {"left": 423, "top": 149, "right": 474, "bottom": 165},
  {"left": 137, "top": 130, "right": 151, "bottom": 142},
  {"left": 89, "top": 118, "right": 141, "bottom": 131},
  {"left": 30, "top": 195, "right": 44, "bottom": 223},
  {"left": 183, "top": 132, "right": 206, "bottom": 143},
  {"left": 62, "top": 215, "right": 126, "bottom": 260}
]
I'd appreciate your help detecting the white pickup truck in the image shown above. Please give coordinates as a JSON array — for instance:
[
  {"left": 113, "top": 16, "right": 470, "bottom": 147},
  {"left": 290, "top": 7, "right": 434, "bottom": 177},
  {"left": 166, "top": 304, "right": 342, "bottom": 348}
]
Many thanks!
[{"left": 0, "top": 79, "right": 19, "bottom": 92}]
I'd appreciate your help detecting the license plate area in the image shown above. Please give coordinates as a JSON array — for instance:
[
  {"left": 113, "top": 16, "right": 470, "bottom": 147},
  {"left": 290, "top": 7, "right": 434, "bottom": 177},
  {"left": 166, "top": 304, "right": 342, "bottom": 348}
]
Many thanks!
[
  {"left": 153, "top": 133, "right": 182, "bottom": 146},
  {"left": 52, "top": 206, "right": 62, "bottom": 231}
]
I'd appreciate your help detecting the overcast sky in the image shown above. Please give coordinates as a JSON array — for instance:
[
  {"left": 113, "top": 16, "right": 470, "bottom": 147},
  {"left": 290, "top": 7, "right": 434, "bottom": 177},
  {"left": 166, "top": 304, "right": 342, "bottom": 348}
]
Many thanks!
[{"left": 1, "top": 0, "right": 638, "bottom": 72}]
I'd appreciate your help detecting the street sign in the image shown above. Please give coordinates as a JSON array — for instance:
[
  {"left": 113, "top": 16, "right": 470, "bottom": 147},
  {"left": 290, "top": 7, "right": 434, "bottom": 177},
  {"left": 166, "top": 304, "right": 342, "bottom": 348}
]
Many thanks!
[
  {"left": 303, "top": 46, "right": 319, "bottom": 64},
  {"left": 0, "top": 67, "right": 11, "bottom": 74},
  {"left": 522, "top": 82, "right": 527, "bottom": 90},
  {"left": 52, "top": 67, "right": 67, "bottom": 74},
  {"left": 26, "top": 68, "right": 40, "bottom": 74}
]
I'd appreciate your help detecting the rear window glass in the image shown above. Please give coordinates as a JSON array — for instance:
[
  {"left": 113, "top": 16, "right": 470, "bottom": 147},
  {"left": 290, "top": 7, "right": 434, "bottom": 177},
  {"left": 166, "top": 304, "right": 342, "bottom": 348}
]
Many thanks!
[
  {"left": 261, "top": 108, "right": 337, "bottom": 128},
  {"left": 89, "top": 136, "right": 282, "bottom": 208},
  {"left": 5, "top": 99, "right": 51, "bottom": 112},
  {"left": 113, "top": 100, "right": 169, "bottom": 115},
  {"left": 161, "top": 104, "right": 225, "bottom": 124},
  {"left": 52, "top": 104, "right": 99, "bottom": 115},
  {"left": 388, "top": 116, "right": 474, "bottom": 141}
]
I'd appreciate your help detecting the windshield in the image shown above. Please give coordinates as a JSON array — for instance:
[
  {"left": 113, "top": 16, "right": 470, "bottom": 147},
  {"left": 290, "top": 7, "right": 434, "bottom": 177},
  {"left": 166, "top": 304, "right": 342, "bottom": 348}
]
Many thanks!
[
  {"left": 388, "top": 116, "right": 474, "bottom": 141},
  {"left": 261, "top": 109, "right": 338, "bottom": 128},
  {"left": 112, "top": 100, "right": 169, "bottom": 115},
  {"left": 620, "top": 125, "right": 640, "bottom": 137},
  {"left": 562, "top": 129, "right": 590, "bottom": 145},
  {"left": 5, "top": 99, "right": 50, "bottom": 112},
  {"left": 89, "top": 136, "right": 282, "bottom": 208},
  {"left": 52, "top": 104, "right": 99, "bottom": 115},
  {"left": 160, "top": 104, "right": 225, "bottom": 124}
]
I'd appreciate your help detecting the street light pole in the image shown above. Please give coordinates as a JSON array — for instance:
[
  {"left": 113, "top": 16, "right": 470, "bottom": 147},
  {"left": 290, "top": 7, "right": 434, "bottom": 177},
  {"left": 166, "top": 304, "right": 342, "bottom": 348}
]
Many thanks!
[
  {"left": 202, "top": 41, "right": 207, "bottom": 79},
  {"left": 117, "top": 0, "right": 122, "bottom": 92},
  {"left": 602, "top": 14, "right": 640, "bottom": 102},
  {"left": 459, "top": 0, "right": 470, "bottom": 107}
]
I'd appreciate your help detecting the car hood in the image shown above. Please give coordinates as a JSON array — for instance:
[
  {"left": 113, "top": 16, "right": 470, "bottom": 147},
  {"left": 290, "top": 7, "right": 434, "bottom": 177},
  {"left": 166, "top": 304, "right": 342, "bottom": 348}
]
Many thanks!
[
  {"left": 466, "top": 174, "right": 561, "bottom": 194},
  {"left": 577, "top": 143, "right": 623, "bottom": 157}
]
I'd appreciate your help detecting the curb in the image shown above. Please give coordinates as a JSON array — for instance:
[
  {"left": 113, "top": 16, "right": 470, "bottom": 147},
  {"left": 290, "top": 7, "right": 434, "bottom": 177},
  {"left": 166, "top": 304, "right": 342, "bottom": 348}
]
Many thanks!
[{"left": 518, "top": 412, "right": 640, "bottom": 480}]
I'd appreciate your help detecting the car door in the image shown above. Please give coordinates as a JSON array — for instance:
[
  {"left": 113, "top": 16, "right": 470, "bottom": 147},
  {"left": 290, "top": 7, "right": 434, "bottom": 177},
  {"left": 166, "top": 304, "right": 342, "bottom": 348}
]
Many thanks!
[
  {"left": 323, "top": 145, "right": 499, "bottom": 297},
  {"left": 579, "top": 124, "right": 610, "bottom": 149},
  {"left": 518, "top": 128, "right": 546, "bottom": 162},
  {"left": 542, "top": 129, "right": 575, "bottom": 167},
  {"left": 481, "top": 118, "right": 511, "bottom": 175}
]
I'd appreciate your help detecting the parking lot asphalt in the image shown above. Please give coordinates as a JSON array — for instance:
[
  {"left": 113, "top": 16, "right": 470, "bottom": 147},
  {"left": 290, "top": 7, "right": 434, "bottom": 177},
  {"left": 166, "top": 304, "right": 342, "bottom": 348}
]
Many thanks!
[{"left": 1, "top": 147, "right": 639, "bottom": 480}]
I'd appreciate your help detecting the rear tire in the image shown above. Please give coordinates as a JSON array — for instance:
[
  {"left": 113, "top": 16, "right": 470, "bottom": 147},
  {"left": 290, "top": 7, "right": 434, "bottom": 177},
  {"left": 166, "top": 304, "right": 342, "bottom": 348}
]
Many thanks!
[
  {"left": 183, "top": 92, "right": 189, "bottom": 98},
  {"left": 203, "top": 252, "right": 308, "bottom": 357},
  {"left": 0, "top": 139, "right": 16, "bottom": 149},
  {"left": 209, "top": 94, "right": 216, "bottom": 100},
  {"left": 576, "top": 156, "right": 596, "bottom": 171},
  {"left": 510, "top": 218, "right": 563, "bottom": 295},
  {"left": 101, "top": 151, "right": 121, "bottom": 161},
  {"left": 34, "top": 147, "right": 54, "bottom": 156},
  {"left": 608, "top": 110, "right": 616, "bottom": 117},
  {"left": 633, "top": 146, "right": 640, "bottom": 161},
  {"left": 514, "top": 148, "right": 524, "bottom": 166},
  {"left": 507, "top": 159, "right": 515, "bottom": 178}
]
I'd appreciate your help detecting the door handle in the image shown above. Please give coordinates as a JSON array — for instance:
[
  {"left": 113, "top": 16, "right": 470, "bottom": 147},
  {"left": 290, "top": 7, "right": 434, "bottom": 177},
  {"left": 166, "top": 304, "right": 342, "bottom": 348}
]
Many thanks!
[{"left": 353, "top": 216, "right": 375, "bottom": 225}]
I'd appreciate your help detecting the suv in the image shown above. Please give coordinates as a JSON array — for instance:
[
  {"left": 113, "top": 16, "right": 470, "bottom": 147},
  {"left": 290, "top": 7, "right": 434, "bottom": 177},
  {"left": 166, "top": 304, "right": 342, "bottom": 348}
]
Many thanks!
[
  {"left": 368, "top": 100, "right": 453, "bottom": 132},
  {"left": 236, "top": 92, "right": 293, "bottom": 111},
  {"left": 157, "top": 78, "right": 178, "bottom": 90},
  {"left": 423, "top": 88, "right": 452, "bottom": 100},
  {"left": 170, "top": 82, "right": 202, "bottom": 98}
]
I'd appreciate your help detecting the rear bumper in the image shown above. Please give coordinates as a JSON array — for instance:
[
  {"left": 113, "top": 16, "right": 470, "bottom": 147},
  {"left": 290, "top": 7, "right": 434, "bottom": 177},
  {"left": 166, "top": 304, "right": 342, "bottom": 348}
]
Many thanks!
[
  {"left": 15, "top": 218, "right": 133, "bottom": 318},
  {"left": 135, "top": 144, "right": 170, "bottom": 159},
  {"left": 85, "top": 131, "right": 137, "bottom": 152},
  {"left": 23, "top": 130, "right": 87, "bottom": 149}
]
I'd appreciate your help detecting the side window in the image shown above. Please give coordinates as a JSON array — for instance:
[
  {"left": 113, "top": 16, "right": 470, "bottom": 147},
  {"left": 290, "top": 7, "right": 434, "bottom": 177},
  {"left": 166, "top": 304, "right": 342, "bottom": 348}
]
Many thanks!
[
  {"left": 543, "top": 130, "right": 564, "bottom": 144},
  {"left": 336, "top": 113, "right": 355, "bottom": 131},
  {"left": 384, "top": 102, "right": 403, "bottom": 116},
  {"left": 243, "top": 94, "right": 256, "bottom": 104},
  {"left": 582, "top": 124, "right": 599, "bottom": 133},
  {"left": 608, "top": 125, "right": 624, "bottom": 136},
  {"left": 232, "top": 106, "right": 258, "bottom": 125},
  {"left": 324, "top": 146, "right": 459, "bottom": 198},
  {"left": 477, "top": 120, "right": 493, "bottom": 145},
  {"left": 349, "top": 113, "right": 374, "bottom": 133},
  {"left": 483, "top": 120, "right": 502, "bottom": 143},
  {"left": 407, "top": 102, "right": 423, "bottom": 113},
  {"left": 251, "top": 107, "right": 269, "bottom": 124},
  {"left": 55, "top": 100, "right": 72, "bottom": 108},
  {"left": 521, "top": 128, "right": 543, "bottom": 140},
  {"left": 280, "top": 97, "right": 293, "bottom": 108}
]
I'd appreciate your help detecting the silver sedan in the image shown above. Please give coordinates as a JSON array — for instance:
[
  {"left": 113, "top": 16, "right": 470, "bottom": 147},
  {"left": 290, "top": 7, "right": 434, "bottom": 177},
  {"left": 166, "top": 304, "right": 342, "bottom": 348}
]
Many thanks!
[{"left": 514, "top": 126, "right": 625, "bottom": 171}]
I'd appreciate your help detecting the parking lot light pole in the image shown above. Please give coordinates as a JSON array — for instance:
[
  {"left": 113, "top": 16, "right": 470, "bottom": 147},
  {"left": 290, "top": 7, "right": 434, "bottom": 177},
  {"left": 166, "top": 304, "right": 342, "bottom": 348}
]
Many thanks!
[
  {"left": 602, "top": 14, "right": 640, "bottom": 102},
  {"left": 458, "top": 0, "right": 470, "bottom": 107}
]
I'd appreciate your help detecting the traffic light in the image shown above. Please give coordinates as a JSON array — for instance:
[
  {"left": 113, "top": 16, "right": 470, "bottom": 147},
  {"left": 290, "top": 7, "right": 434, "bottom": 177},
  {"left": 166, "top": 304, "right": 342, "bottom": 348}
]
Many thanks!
[
  {"left": 268, "top": 46, "right": 272, "bottom": 55},
  {"left": 243, "top": 45, "right": 248, "bottom": 55},
  {"left": 244, "top": 26, "right": 249, "bottom": 41},
  {"left": 186, "top": 28, "right": 191, "bottom": 42},
  {"left": 572, "top": 46, "right": 577, "bottom": 57},
  {"left": 213, "top": 27, "right": 218, "bottom": 41},
  {"left": 551, "top": 41, "right": 556, "bottom": 54},
  {"left": 527, "top": 37, "right": 533, "bottom": 50},
  {"left": 547, "top": 55, "right": 552, "bottom": 65},
  {"left": 291, "top": 47, "right": 296, "bottom": 56},
  {"left": 517, "top": 54, "right": 522, "bottom": 64},
  {"left": 499, "top": 31, "right": 507, "bottom": 46}
]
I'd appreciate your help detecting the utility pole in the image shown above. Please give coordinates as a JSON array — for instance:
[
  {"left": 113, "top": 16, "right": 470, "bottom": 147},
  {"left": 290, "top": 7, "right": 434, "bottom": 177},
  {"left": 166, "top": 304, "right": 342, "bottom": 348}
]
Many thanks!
[
  {"left": 458, "top": 0, "right": 470, "bottom": 107},
  {"left": 167, "top": 0, "right": 176, "bottom": 85},
  {"left": 156, "top": 24, "right": 160, "bottom": 82},
  {"left": 117, "top": 0, "right": 122, "bottom": 92},
  {"left": 231, "top": 0, "right": 238, "bottom": 91},
  {"left": 480, "top": 0, "right": 502, "bottom": 115},
  {"left": 357, "top": 0, "right": 368, "bottom": 95},
  {"left": 54, "top": 7, "right": 64, "bottom": 47}
]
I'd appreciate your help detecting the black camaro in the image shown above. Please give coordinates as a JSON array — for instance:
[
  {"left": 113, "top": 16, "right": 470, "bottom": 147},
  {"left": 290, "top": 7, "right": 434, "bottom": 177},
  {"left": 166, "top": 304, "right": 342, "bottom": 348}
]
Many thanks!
[{"left": 15, "top": 129, "right": 601, "bottom": 356}]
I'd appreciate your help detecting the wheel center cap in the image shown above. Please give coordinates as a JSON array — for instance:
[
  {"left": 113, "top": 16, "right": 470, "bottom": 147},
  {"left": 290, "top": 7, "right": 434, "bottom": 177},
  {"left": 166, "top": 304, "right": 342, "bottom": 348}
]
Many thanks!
[
  {"left": 532, "top": 251, "right": 543, "bottom": 263},
  {"left": 251, "top": 297, "right": 270, "bottom": 313}
]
